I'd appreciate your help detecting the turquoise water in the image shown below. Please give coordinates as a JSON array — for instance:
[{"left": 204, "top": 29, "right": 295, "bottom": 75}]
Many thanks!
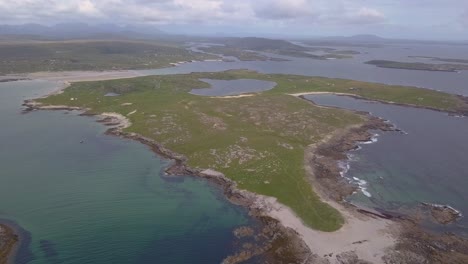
[
  {"left": 0, "top": 81, "right": 249, "bottom": 263},
  {"left": 306, "top": 94, "right": 468, "bottom": 237}
]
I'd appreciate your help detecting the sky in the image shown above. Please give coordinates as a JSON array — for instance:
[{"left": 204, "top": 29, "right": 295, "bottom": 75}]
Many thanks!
[{"left": 0, "top": 0, "right": 467, "bottom": 40}]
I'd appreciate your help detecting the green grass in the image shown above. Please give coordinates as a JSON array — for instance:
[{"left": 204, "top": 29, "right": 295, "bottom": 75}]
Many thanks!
[
  {"left": 365, "top": 60, "right": 468, "bottom": 72},
  {"left": 38, "top": 70, "right": 468, "bottom": 231}
]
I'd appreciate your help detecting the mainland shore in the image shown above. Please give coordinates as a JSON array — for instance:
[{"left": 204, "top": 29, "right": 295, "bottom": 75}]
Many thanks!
[{"left": 0, "top": 224, "right": 18, "bottom": 264}]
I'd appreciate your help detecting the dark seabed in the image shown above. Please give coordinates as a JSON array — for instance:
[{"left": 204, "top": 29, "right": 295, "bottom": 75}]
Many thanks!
[
  {"left": 305, "top": 94, "right": 468, "bottom": 237},
  {"left": 0, "top": 80, "right": 249, "bottom": 264}
]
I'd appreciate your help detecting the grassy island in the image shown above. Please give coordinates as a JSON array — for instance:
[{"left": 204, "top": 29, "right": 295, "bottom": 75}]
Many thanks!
[
  {"left": 365, "top": 60, "right": 468, "bottom": 72},
  {"left": 37, "top": 70, "right": 468, "bottom": 231}
]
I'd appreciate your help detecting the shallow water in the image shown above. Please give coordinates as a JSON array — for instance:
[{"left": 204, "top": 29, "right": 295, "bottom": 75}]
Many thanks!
[
  {"left": 191, "top": 79, "right": 277, "bottom": 96},
  {"left": 0, "top": 81, "right": 249, "bottom": 263},
  {"left": 305, "top": 94, "right": 468, "bottom": 237}
]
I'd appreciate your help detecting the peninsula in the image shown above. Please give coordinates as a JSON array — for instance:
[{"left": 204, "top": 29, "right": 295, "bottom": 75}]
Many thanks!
[{"left": 24, "top": 69, "right": 468, "bottom": 263}]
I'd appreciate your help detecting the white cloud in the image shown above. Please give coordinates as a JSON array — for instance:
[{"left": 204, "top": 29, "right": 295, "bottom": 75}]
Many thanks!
[
  {"left": 78, "top": 0, "right": 102, "bottom": 17},
  {"left": 0, "top": 0, "right": 466, "bottom": 39},
  {"left": 349, "top": 7, "right": 386, "bottom": 24},
  {"left": 0, "top": 0, "right": 386, "bottom": 25},
  {"left": 253, "top": 0, "right": 314, "bottom": 20},
  {"left": 357, "top": 7, "right": 385, "bottom": 19},
  {"left": 460, "top": 9, "right": 468, "bottom": 27}
]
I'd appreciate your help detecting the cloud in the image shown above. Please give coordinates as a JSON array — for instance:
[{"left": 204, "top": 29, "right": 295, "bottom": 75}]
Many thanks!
[
  {"left": 348, "top": 7, "right": 386, "bottom": 24},
  {"left": 78, "top": 0, "right": 102, "bottom": 17},
  {"left": 0, "top": 0, "right": 385, "bottom": 25},
  {"left": 253, "top": 0, "right": 314, "bottom": 20},
  {"left": 460, "top": 9, "right": 468, "bottom": 27},
  {"left": 313, "top": 5, "right": 386, "bottom": 26},
  {"left": 0, "top": 0, "right": 466, "bottom": 39}
]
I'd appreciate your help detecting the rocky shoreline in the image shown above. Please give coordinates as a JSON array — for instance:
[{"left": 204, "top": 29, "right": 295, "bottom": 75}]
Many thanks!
[
  {"left": 19, "top": 97, "right": 400, "bottom": 263},
  {"left": 0, "top": 224, "right": 18, "bottom": 264},
  {"left": 302, "top": 98, "right": 468, "bottom": 263},
  {"left": 103, "top": 117, "right": 320, "bottom": 263},
  {"left": 23, "top": 100, "right": 319, "bottom": 263},
  {"left": 421, "top": 202, "right": 463, "bottom": 225},
  {"left": 307, "top": 115, "right": 395, "bottom": 202},
  {"left": 23, "top": 92, "right": 468, "bottom": 263}
]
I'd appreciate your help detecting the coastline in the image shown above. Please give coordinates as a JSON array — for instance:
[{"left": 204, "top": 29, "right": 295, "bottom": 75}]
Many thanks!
[
  {"left": 0, "top": 224, "right": 18, "bottom": 264},
  {"left": 23, "top": 89, "right": 400, "bottom": 263},
  {"left": 18, "top": 73, "right": 468, "bottom": 263},
  {"left": 0, "top": 219, "right": 33, "bottom": 264},
  {"left": 299, "top": 115, "right": 399, "bottom": 262},
  {"left": 299, "top": 95, "right": 468, "bottom": 263}
]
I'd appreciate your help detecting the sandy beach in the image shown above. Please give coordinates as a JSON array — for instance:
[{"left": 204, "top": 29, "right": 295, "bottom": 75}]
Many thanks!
[
  {"left": 209, "top": 94, "right": 256, "bottom": 98},
  {"left": 25, "top": 70, "right": 143, "bottom": 82},
  {"left": 258, "top": 196, "right": 396, "bottom": 263},
  {"left": 246, "top": 131, "right": 398, "bottom": 264},
  {"left": 289, "top": 92, "right": 358, "bottom": 97}
]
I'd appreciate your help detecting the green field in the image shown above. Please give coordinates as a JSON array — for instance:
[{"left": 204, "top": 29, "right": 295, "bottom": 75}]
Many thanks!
[
  {"left": 0, "top": 40, "right": 217, "bottom": 74},
  {"left": 38, "top": 70, "right": 468, "bottom": 231}
]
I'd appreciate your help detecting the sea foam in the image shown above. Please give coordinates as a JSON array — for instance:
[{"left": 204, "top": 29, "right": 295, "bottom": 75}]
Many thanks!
[
  {"left": 353, "top": 177, "right": 372, "bottom": 197},
  {"left": 361, "top": 133, "right": 379, "bottom": 144}
]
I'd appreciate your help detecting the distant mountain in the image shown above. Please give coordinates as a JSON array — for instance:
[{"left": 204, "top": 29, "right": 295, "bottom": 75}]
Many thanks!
[
  {"left": 221, "top": 37, "right": 308, "bottom": 51},
  {"left": 317, "top": 34, "right": 468, "bottom": 46},
  {"left": 0, "top": 23, "right": 167, "bottom": 40},
  {"left": 322, "top": 34, "right": 387, "bottom": 42}
]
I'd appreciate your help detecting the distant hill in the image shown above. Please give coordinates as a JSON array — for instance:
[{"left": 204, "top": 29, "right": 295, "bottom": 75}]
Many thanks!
[
  {"left": 0, "top": 23, "right": 167, "bottom": 40},
  {"left": 221, "top": 37, "right": 308, "bottom": 51},
  {"left": 317, "top": 34, "right": 468, "bottom": 46},
  {"left": 322, "top": 34, "right": 387, "bottom": 42}
]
